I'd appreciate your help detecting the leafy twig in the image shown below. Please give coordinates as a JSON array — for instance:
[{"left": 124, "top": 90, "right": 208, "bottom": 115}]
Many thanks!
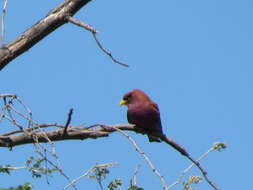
[{"left": 63, "top": 162, "right": 116, "bottom": 190}]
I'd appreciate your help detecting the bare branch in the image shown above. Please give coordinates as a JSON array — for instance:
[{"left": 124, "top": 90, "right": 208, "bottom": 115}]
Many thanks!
[
  {"left": 68, "top": 16, "right": 129, "bottom": 67},
  {"left": 0, "top": 0, "right": 92, "bottom": 70},
  {"left": 1, "top": 123, "right": 61, "bottom": 136},
  {"left": 0, "top": 124, "right": 135, "bottom": 147},
  {"left": 68, "top": 16, "right": 97, "bottom": 33},
  {"left": 92, "top": 33, "right": 129, "bottom": 67},
  {"left": 63, "top": 166, "right": 94, "bottom": 190}
]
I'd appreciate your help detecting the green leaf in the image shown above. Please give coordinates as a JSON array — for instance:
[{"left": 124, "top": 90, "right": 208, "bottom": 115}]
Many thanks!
[
  {"left": 0, "top": 165, "right": 11, "bottom": 174},
  {"left": 0, "top": 182, "right": 32, "bottom": 190}
]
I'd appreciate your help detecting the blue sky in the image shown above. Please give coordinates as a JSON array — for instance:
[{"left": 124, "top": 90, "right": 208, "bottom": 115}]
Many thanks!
[{"left": 0, "top": 0, "right": 252, "bottom": 189}]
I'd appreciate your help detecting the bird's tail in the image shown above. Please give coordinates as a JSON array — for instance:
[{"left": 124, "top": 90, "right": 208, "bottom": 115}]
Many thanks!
[
  {"left": 159, "top": 134, "right": 189, "bottom": 156},
  {"left": 148, "top": 135, "right": 161, "bottom": 142}
]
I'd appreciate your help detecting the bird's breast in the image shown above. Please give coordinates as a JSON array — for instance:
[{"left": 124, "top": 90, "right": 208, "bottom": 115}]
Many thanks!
[{"left": 127, "top": 104, "right": 161, "bottom": 127}]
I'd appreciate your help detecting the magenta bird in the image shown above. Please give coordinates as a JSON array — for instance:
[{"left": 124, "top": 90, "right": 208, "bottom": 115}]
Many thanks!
[
  {"left": 119, "top": 89, "right": 163, "bottom": 142},
  {"left": 120, "top": 89, "right": 188, "bottom": 155}
]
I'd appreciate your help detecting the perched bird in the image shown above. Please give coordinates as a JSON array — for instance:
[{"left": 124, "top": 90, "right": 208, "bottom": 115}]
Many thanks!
[
  {"left": 119, "top": 89, "right": 188, "bottom": 156},
  {"left": 119, "top": 89, "right": 164, "bottom": 142}
]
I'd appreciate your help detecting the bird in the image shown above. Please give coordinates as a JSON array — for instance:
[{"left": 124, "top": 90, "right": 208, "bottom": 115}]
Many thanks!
[
  {"left": 119, "top": 89, "right": 164, "bottom": 142},
  {"left": 119, "top": 89, "right": 188, "bottom": 156}
]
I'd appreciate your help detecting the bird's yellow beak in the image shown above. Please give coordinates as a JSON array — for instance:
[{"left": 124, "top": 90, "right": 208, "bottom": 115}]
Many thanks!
[{"left": 119, "top": 99, "right": 127, "bottom": 106}]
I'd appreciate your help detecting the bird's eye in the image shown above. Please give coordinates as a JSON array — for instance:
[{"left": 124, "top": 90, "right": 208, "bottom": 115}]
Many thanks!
[{"left": 126, "top": 94, "right": 132, "bottom": 100}]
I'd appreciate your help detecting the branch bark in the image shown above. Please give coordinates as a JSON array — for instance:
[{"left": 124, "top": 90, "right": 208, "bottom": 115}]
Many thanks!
[
  {"left": 0, "top": 0, "right": 91, "bottom": 71},
  {"left": 0, "top": 124, "right": 136, "bottom": 147}
]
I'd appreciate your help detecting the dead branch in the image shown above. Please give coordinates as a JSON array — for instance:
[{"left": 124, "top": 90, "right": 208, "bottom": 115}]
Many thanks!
[
  {"left": 68, "top": 16, "right": 129, "bottom": 67},
  {"left": 0, "top": 0, "right": 91, "bottom": 70},
  {"left": 0, "top": 123, "right": 136, "bottom": 147}
]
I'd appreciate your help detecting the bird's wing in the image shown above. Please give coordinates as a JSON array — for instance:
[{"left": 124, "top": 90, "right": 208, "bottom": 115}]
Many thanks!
[{"left": 149, "top": 102, "right": 160, "bottom": 112}]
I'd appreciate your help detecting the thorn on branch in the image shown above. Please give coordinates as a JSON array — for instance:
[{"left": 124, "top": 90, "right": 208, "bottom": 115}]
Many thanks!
[{"left": 67, "top": 16, "right": 129, "bottom": 68}]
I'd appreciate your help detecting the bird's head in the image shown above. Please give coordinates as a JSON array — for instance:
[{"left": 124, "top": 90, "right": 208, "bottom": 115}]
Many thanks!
[{"left": 119, "top": 89, "right": 151, "bottom": 107}]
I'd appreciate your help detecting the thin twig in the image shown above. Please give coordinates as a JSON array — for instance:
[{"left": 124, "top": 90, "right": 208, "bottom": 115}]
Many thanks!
[
  {"left": 185, "top": 155, "right": 219, "bottom": 190},
  {"left": 161, "top": 133, "right": 219, "bottom": 190},
  {"left": 63, "top": 166, "right": 94, "bottom": 190},
  {"left": 105, "top": 125, "right": 169, "bottom": 190},
  {"left": 0, "top": 95, "right": 66, "bottom": 188},
  {"left": 67, "top": 16, "right": 97, "bottom": 33},
  {"left": 1, "top": 123, "right": 62, "bottom": 136},
  {"left": 7, "top": 104, "right": 36, "bottom": 127},
  {"left": 36, "top": 150, "right": 78, "bottom": 190},
  {"left": 168, "top": 146, "right": 215, "bottom": 189},
  {"left": 3, "top": 98, "right": 59, "bottom": 178},
  {"left": 67, "top": 16, "right": 129, "bottom": 67},
  {"left": 63, "top": 163, "right": 116, "bottom": 190},
  {"left": 4, "top": 98, "right": 24, "bottom": 131},
  {"left": 158, "top": 134, "right": 219, "bottom": 190},
  {"left": 92, "top": 33, "right": 129, "bottom": 67},
  {"left": 15, "top": 96, "right": 35, "bottom": 128}
]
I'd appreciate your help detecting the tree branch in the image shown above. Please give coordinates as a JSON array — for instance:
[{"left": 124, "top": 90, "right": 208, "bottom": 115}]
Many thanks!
[
  {"left": 0, "top": 122, "right": 220, "bottom": 190},
  {"left": 0, "top": 0, "right": 91, "bottom": 70},
  {"left": 67, "top": 16, "right": 129, "bottom": 67},
  {"left": 0, "top": 124, "right": 135, "bottom": 147}
]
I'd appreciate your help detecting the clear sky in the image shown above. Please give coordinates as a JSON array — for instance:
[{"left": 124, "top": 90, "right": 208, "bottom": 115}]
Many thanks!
[{"left": 0, "top": 0, "right": 252, "bottom": 189}]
